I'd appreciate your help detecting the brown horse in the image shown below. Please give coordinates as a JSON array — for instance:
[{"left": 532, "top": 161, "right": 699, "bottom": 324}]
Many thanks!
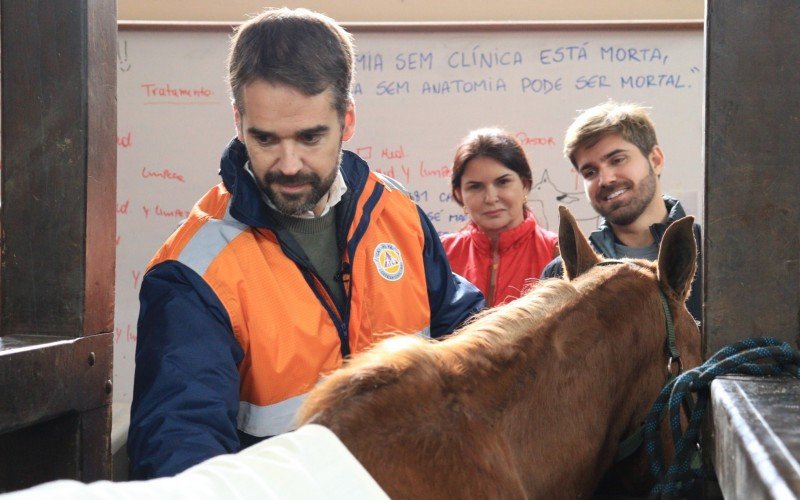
[{"left": 296, "top": 206, "right": 702, "bottom": 499}]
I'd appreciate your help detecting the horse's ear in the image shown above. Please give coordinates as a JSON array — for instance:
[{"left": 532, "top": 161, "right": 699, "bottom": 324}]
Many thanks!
[
  {"left": 657, "top": 216, "right": 697, "bottom": 301},
  {"left": 558, "top": 205, "right": 600, "bottom": 280}
]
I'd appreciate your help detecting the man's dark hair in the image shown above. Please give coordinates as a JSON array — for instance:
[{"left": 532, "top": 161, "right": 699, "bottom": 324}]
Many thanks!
[
  {"left": 228, "top": 7, "right": 355, "bottom": 120},
  {"left": 564, "top": 100, "right": 659, "bottom": 168}
]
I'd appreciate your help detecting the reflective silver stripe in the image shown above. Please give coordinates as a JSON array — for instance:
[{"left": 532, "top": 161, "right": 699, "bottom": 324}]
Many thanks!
[
  {"left": 373, "top": 172, "right": 410, "bottom": 196},
  {"left": 238, "top": 327, "right": 429, "bottom": 436},
  {"left": 238, "top": 392, "right": 309, "bottom": 437},
  {"left": 178, "top": 205, "right": 247, "bottom": 276}
]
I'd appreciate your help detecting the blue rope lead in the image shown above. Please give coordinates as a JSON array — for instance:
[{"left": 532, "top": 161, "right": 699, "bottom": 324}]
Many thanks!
[{"left": 644, "top": 336, "right": 800, "bottom": 497}]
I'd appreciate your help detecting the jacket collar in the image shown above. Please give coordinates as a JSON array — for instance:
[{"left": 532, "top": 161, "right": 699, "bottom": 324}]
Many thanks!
[{"left": 465, "top": 211, "right": 539, "bottom": 252}]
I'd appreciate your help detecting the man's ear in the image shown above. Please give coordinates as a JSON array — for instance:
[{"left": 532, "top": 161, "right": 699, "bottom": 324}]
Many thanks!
[
  {"left": 342, "top": 100, "right": 356, "bottom": 141},
  {"left": 233, "top": 104, "right": 244, "bottom": 142},
  {"left": 649, "top": 145, "right": 665, "bottom": 176}
]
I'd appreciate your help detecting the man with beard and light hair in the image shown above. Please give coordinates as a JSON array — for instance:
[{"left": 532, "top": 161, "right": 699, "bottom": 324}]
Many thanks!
[
  {"left": 541, "top": 100, "right": 702, "bottom": 321},
  {"left": 128, "top": 7, "right": 484, "bottom": 480}
]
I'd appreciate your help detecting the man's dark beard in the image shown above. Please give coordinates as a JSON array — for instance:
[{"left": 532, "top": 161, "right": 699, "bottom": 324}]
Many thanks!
[
  {"left": 261, "top": 167, "right": 338, "bottom": 216},
  {"left": 252, "top": 143, "right": 344, "bottom": 216},
  {"left": 593, "top": 162, "right": 658, "bottom": 226}
]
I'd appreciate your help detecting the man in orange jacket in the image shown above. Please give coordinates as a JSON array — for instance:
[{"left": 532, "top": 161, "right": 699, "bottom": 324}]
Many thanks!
[{"left": 128, "top": 7, "right": 484, "bottom": 479}]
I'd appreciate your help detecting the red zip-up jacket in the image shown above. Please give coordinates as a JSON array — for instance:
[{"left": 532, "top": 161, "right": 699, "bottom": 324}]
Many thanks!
[{"left": 441, "top": 212, "right": 557, "bottom": 306}]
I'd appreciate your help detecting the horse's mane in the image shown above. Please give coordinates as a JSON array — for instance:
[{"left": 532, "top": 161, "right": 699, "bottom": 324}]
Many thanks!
[
  {"left": 297, "top": 260, "right": 663, "bottom": 430},
  {"left": 296, "top": 275, "right": 614, "bottom": 424}
]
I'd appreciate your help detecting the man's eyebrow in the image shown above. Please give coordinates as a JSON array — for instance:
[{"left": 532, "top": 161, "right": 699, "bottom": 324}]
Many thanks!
[
  {"left": 245, "top": 124, "right": 330, "bottom": 139},
  {"left": 295, "top": 125, "right": 330, "bottom": 137},
  {"left": 578, "top": 148, "right": 628, "bottom": 171},
  {"left": 246, "top": 126, "right": 275, "bottom": 138},
  {"left": 599, "top": 148, "right": 627, "bottom": 162}
]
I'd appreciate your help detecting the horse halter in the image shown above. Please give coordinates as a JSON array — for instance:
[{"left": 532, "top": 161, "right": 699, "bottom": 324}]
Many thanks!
[{"left": 594, "top": 259, "right": 683, "bottom": 463}]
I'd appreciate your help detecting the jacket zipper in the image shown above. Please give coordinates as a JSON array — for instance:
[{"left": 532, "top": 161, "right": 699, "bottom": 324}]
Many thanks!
[
  {"left": 257, "top": 225, "right": 352, "bottom": 357},
  {"left": 308, "top": 271, "right": 351, "bottom": 357},
  {"left": 487, "top": 240, "right": 499, "bottom": 307}
]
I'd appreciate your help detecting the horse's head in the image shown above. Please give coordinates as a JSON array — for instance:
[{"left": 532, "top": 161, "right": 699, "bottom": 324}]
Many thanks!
[
  {"left": 557, "top": 205, "right": 703, "bottom": 495},
  {"left": 296, "top": 207, "right": 702, "bottom": 499}
]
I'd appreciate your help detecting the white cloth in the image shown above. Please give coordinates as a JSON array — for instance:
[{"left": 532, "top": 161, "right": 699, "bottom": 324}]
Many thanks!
[{"left": 1, "top": 424, "right": 388, "bottom": 500}]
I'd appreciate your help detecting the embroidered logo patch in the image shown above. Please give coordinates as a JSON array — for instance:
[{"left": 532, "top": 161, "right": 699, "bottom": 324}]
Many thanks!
[{"left": 373, "top": 243, "right": 404, "bottom": 281}]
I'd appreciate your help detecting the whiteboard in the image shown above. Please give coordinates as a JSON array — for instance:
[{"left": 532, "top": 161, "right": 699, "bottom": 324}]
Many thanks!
[{"left": 114, "top": 25, "right": 704, "bottom": 404}]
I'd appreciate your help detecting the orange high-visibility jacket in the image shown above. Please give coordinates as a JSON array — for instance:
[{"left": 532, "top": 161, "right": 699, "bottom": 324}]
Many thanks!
[{"left": 128, "top": 138, "right": 485, "bottom": 480}]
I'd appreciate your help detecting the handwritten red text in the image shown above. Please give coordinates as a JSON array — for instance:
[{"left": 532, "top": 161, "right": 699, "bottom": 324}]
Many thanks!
[
  {"left": 141, "top": 167, "right": 185, "bottom": 183},
  {"left": 117, "top": 131, "right": 132, "bottom": 148},
  {"left": 141, "top": 83, "right": 213, "bottom": 99}
]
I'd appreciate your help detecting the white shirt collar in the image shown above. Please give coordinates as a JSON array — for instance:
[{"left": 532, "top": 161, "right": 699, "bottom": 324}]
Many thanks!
[{"left": 246, "top": 162, "right": 348, "bottom": 219}]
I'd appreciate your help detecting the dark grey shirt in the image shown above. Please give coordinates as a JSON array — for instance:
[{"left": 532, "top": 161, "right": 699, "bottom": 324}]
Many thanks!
[{"left": 613, "top": 242, "right": 659, "bottom": 261}]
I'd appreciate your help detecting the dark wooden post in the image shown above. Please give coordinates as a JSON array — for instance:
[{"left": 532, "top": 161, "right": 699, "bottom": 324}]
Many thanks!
[
  {"left": 704, "top": 1, "right": 799, "bottom": 354},
  {"left": 705, "top": 1, "right": 800, "bottom": 497},
  {"left": 0, "top": 0, "right": 116, "bottom": 491}
]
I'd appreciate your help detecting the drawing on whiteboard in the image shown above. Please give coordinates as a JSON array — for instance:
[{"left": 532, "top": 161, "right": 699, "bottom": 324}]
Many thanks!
[
  {"left": 528, "top": 169, "right": 599, "bottom": 230},
  {"left": 118, "top": 39, "right": 131, "bottom": 72}
]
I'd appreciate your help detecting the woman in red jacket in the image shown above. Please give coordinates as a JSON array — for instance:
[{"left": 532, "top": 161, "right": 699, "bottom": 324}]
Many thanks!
[{"left": 441, "top": 128, "right": 559, "bottom": 307}]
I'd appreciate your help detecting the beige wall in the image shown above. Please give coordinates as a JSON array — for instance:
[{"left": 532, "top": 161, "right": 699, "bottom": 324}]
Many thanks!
[{"left": 117, "top": 1, "right": 704, "bottom": 23}]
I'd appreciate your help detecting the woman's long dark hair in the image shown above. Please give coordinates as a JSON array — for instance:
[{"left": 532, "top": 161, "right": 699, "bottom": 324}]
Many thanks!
[{"left": 450, "top": 128, "right": 533, "bottom": 206}]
